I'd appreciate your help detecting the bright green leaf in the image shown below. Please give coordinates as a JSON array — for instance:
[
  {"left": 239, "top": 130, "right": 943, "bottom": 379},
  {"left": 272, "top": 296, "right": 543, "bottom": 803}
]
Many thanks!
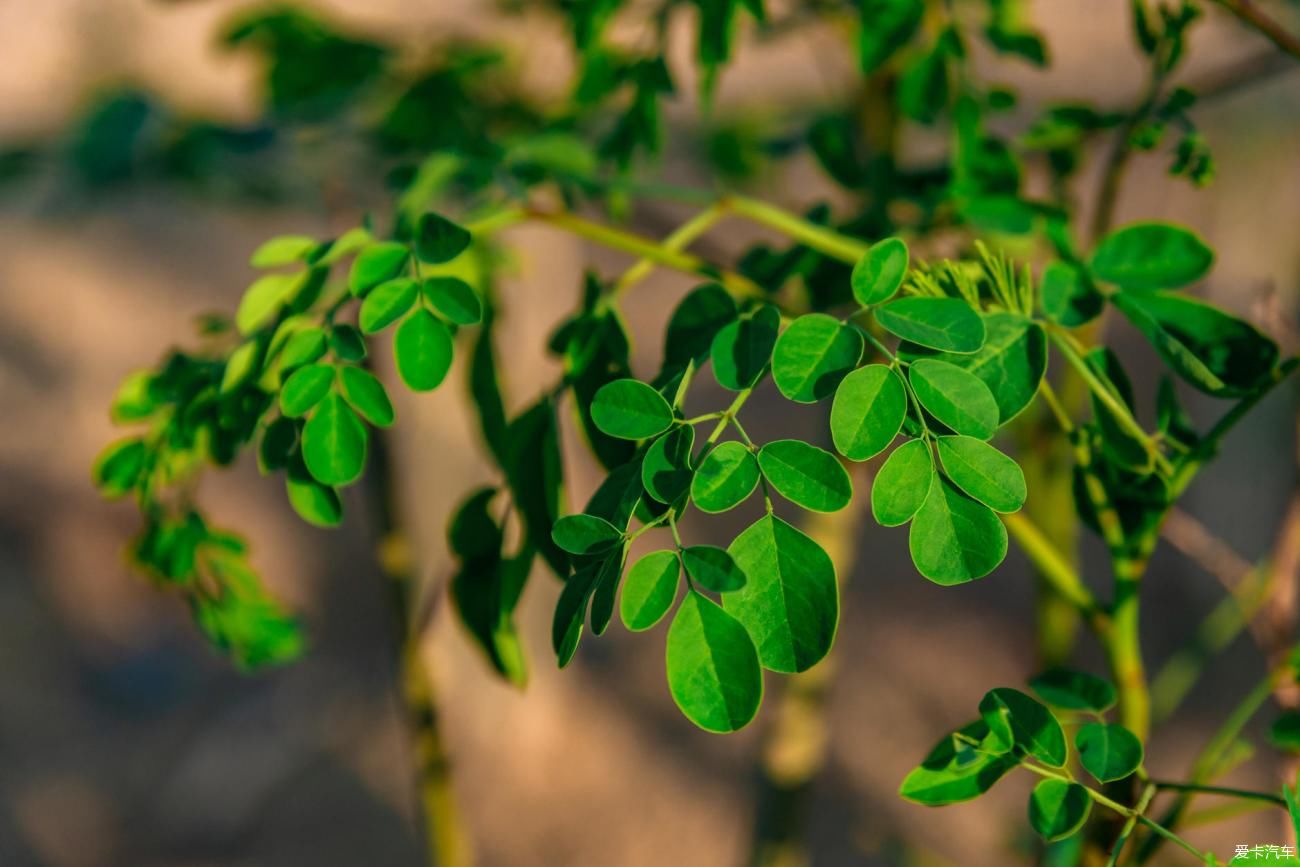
[
  {"left": 620, "top": 550, "right": 680, "bottom": 632},
  {"left": 980, "top": 687, "right": 1067, "bottom": 768},
  {"left": 899, "top": 720, "right": 1019, "bottom": 806},
  {"left": 338, "top": 366, "right": 395, "bottom": 428},
  {"left": 302, "top": 393, "right": 368, "bottom": 487},
  {"left": 423, "top": 276, "right": 483, "bottom": 325},
  {"left": 691, "top": 441, "right": 761, "bottom": 513},
  {"left": 552, "top": 514, "right": 623, "bottom": 555},
  {"left": 1077, "top": 722, "right": 1144, "bottom": 782},
  {"left": 666, "top": 591, "right": 763, "bottom": 733},
  {"left": 279, "top": 326, "right": 327, "bottom": 371},
  {"left": 682, "top": 545, "right": 747, "bottom": 593},
  {"left": 220, "top": 340, "right": 260, "bottom": 393},
  {"left": 1090, "top": 221, "right": 1213, "bottom": 291},
  {"left": 758, "top": 439, "right": 853, "bottom": 512},
  {"left": 872, "top": 439, "right": 935, "bottom": 526},
  {"left": 394, "top": 309, "right": 454, "bottom": 392},
  {"left": 876, "top": 297, "right": 985, "bottom": 353},
  {"left": 590, "top": 379, "right": 674, "bottom": 440},
  {"left": 359, "top": 277, "right": 419, "bottom": 334},
  {"left": 725, "top": 514, "right": 838, "bottom": 673},
  {"left": 93, "top": 438, "right": 147, "bottom": 498},
  {"left": 1041, "top": 261, "right": 1103, "bottom": 327},
  {"left": 771, "top": 313, "right": 864, "bottom": 403},
  {"left": 286, "top": 475, "right": 342, "bottom": 527},
  {"left": 1029, "top": 668, "right": 1117, "bottom": 712},
  {"left": 851, "top": 237, "right": 909, "bottom": 306},
  {"left": 830, "top": 364, "right": 907, "bottom": 460},
  {"left": 711, "top": 304, "right": 779, "bottom": 391},
  {"left": 642, "top": 425, "right": 695, "bottom": 504},
  {"left": 909, "top": 358, "right": 999, "bottom": 439},
  {"left": 250, "top": 234, "right": 316, "bottom": 268},
  {"left": 910, "top": 475, "right": 1007, "bottom": 585},
  {"left": 280, "top": 363, "right": 334, "bottom": 417},
  {"left": 236, "top": 273, "right": 294, "bottom": 334},
  {"left": 936, "top": 436, "right": 1025, "bottom": 513},
  {"left": 349, "top": 242, "right": 409, "bottom": 296}
]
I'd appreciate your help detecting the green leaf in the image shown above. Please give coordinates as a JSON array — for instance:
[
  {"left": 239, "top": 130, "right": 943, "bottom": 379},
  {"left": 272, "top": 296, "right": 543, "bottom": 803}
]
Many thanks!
[
  {"left": 359, "top": 277, "right": 419, "bottom": 334},
  {"left": 286, "top": 475, "right": 343, "bottom": 527},
  {"left": 936, "top": 436, "right": 1025, "bottom": 513},
  {"left": 910, "top": 475, "right": 1007, "bottom": 585},
  {"left": 979, "top": 687, "right": 1067, "bottom": 768},
  {"left": 590, "top": 379, "right": 674, "bottom": 439},
  {"left": 857, "top": 0, "right": 924, "bottom": 74},
  {"left": 1029, "top": 668, "right": 1117, "bottom": 712},
  {"left": 899, "top": 720, "right": 1019, "bottom": 806},
  {"left": 349, "top": 242, "right": 409, "bottom": 296},
  {"left": 758, "top": 439, "right": 853, "bottom": 513},
  {"left": 302, "top": 393, "right": 368, "bottom": 487},
  {"left": 551, "top": 514, "right": 623, "bottom": 555},
  {"left": 507, "top": 399, "right": 568, "bottom": 577},
  {"left": 691, "top": 441, "right": 761, "bottom": 513},
  {"left": 771, "top": 313, "right": 864, "bottom": 403},
  {"left": 830, "top": 364, "right": 907, "bottom": 461},
  {"left": 1110, "top": 291, "right": 1279, "bottom": 397},
  {"left": 394, "top": 309, "right": 454, "bottom": 392},
  {"left": 1077, "top": 722, "right": 1144, "bottom": 782},
  {"left": 280, "top": 363, "right": 335, "bottom": 417},
  {"left": 415, "top": 212, "right": 471, "bottom": 264},
  {"left": 905, "top": 313, "right": 1047, "bottom": 424},
  {"left": 711, "top": 304, "right": 780, "bottom": 391},
  {"left": 682, "top": 545, "right": 747, "bottom": 593},
  {"left": 258, "top": 417, "right": 297, "bottom": 473},
  {"left": 552, "top": 562, "right": 599, "bottom": 668},
  {"left": 909, "top": 359, "right": 1000, "bottom": 439},
  {"left": 872, "top": 439, "right": 935, "bottom": 526},
  {"left": 1041, "top": 261, "right": 1103, "bottom": 327},
  {"left": 642, "top": 426, "right": 695, "bottom": 504},
  {"left": 876, "top": 297, "right": 985, "bottom": 354},
  {"left": 221, "top": 340, "right": 260, "bottom": 393},
  {"left": 422, "top": 276, "right": 483, "bottom": 325},
  {"left": 1028, "top": 779, "right": 1091, "bottom": 842},
  {"left": 93, "top": 438, "right": 147, "bottom": 498},
  {"left": 236, "top": 273, "right": 294, "bottom": 334},
  {"left": 250, "top": 234, "right": 317, "bottom": 268},
  {"left": 725, "top": 514, "right": 838, "bottom": 673},
  {"left": 338, "top": 366, "right": 395, "bottom": 428},
  {"left": 1090, "top": 222, "right": 1213, "bottom": 291},
  {"left": 279, "top": 326, "right": 327, "bottom": 371},
  {"left": 330, "top": 324, "right": 367, "bottom": 362},
  {"left": 1286, "top": 777, "right": 1300, "bottom": 842},
  {"left": 851, "top": 237, "right": 909, "bottom": 306},
  {"left": 589, "top": 545, "right": 628, "bottom": 636},
  {"left": 661, "top": 284, "right": 737, "bottom": 375},
  {"left": 585, "top": 456, "right": 644, "bottom": 532},
  {"left": 620, "top": 550, "right": 680, "bottom": 631},
  {"left": 666, "top": 591, "right": 763, "bottom": 733},
  {"left": 1272, "top": 712, "right": 1300, "bottom": 753}
]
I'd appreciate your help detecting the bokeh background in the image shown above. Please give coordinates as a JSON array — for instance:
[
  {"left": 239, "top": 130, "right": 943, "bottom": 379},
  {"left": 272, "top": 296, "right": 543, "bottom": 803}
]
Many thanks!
[{"left": 1, "top": 1, "right": 1299, "bottom": 865}]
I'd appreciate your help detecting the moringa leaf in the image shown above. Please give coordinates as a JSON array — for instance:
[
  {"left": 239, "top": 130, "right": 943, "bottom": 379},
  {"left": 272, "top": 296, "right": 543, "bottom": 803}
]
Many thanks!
[
  {"left": 711, "top": 303, "right": 780, "bottom": 391},
  {"left": 1090, "top": 221, "right": 1213, "bottom": 291},
  {"left": 876, "top": 297, "right": 985, "bottom": 353},
  {"left": 359, "top": 278, "right": 419, "bottom": 334},
  {"left": 909, "top": 358, "right": 1000, "bottom": 439},
  {"left": 620, "top": 550, "right": 680, "bottom": 631},
  {"left": 899, "top": 720, "right": 1019, "bottom": 806},
  {"left": 1028, "top": 779, "right": 1091, "bottom": 842},
  {"left": 415, "top": 212, "right": 471, "bottom": 264},
  {"left": 280, "top": 363, "right": 334, "bottom": 418},
  {"left": 394, "top": 309, "right": 454, "bottom": 391},
  {"left": 661, "top": 284, "right": 737, "bottom": 376},
  {"left": 1076, "top": 722, "right": 1143, "bottom": 782},
  {"left": 666, "top": 591, "right": 763, "bottom": 733},
  {"left": 830, "top": 364, "right": 907, "bottom": 461},
  {"left": 1041, "top": 261, "right": 1103, "bottom": 327},
  {"left": 691, "top": 441, "right": 761, "bottom": 513},
  {"left": 642, "top": 425, "right": 695, "bottom": 504},
  {"left": 1029, "top": 668, "right": 1117, "bottom": 712},
  {"left": 338, "top": 366, "right": 395, "bottom": 428},
  {"left": 349, "top": 242, "right": 409, "bottom": 296},
  {"left": 936, "top": 436, "right": 1026, "bottom": 513},
  {"left": 725, "top": 514, "right": 838, "bottom": 673},
  {"left": 302, "top": 393, "right": 368, "bottom": 487},
  {"left": 772, "top": 313, "right": 864, "bottom": 403},
  {"left": 872, "top": 439, "right": 935, "bottom": 526},
  {"left": 757, "top": 439, "right": 853, "bottom": 512},
  {"left": 979, "top": 687, "right": 1067, "bottom": 768},
  {"left": 422, "top": 276, "right": 483, "bottom": 325},
  {"left": 591, "top": 379, "right": 675, "bottom": 439},
  {"left": 851, "top": 237, "right": 909, "bottom": 306},
  {"left": 551, "top": 514, "right": 623, "bottom": 555},
  {"left": 682, "top": 545, "right": 747, "bottom": 592},
  {"left": 910, "top": 475, "right": 1007, "bottom": 584}
]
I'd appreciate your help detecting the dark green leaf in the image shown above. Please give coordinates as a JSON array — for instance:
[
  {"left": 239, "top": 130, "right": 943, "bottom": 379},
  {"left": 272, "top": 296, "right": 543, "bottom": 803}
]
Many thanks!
[
  {"left": 667, "top": 591, "right": 763, "bottom": 733},
  {"left": 552, "top": 562, "right": 600, "bottom": 668},
  {"left": 394, "top": 309, "right": 454, "bottom": 392},
  {"left": 831, "top": 364, "right": 907, "bottom": 460},
  {"left": 936, "top": 436, "right": 1025, "bottom": 513},
  {"left": 772, "top": 313, "right": 864, "bottom": 403},
  {"left": 851, "top": 237, "right": 909, "bottom": 306},
  {"left": 909, "top": 359, "right": 999, "bottom": 439},
  {"left": 589, "top": 545, "right": 628, "bottom": 636},
  {"left": 330, "top": 324, "right": 367, "bottom": 362},
  {"left": 910, "top": 475, "right": 1007, "bottom": 584},
  {"left": 507, "top": 399, "right": 568, "bottom": 577},
  {"left": 1077, "top": 722, "right": 1143, "bottom": 782},
  {"left": 302, "top": 393, "right": 368, "bottom": 487},
  {"left": 552, "top": 514, "right": 622, "bottom": 555},
  {"left": 590, "top": 379, "right": 674, "bottom": 439},
  {"left": 758, "top": 439, "right": 852, "bottom": 512},
  {"left": 1090, "top": 222, "right": 1213, "bottom": 291},
  {"left": 349, "top": 242, "right": 409, "bottom": 296},
  {"left": 1029, "top": 668, "right": 1117, "bottom": 712},
  {"left": 711, "top": 303, "right": 779, "bottom": 391},
  {"left": 338, "top": 366, "right": 394, "bottom": 428},
  {"left": 258, "top": 417, "right": 298, "bottom": 473},
  {"left": 620, "top": 550, "right": 680, "bottom": 631},
  {"left": 691, "top": 441, "right": 761, "bottom": 513},
  {"left": 415, "top": 212, "right": 471, "bottom": 264},
  {"left": 682, "top": 545, "right": 747, "bottom": 593},
  {"left": 1270, "top": 712, "right": 1300, "bottom": 752},
  {"left": 1041, "top": 261, "right": 1103, "bottom": 327},
  {"left": 876, "top": 297, "right": 985, "bottom": 353},
  {"left": 423, "top": 276, "right": 483, "bottom": 325},
  {"left": 1028, "top": 779, "right": 1091, "bottom": 841},
  {"left": 642, "top": 425, "right": 695, "bottom": 504},
  {"left": 661, "top": 284, "right": 737, "bottom": 376},
  {"left": 979, "top": 687, "right": 1067, "bottom": 768},
  {"left": 872, "top": 439, "right": 935, "bottom": 526},
  {"left": 899, "top": 720, "right": 1019, "bottom": 806},
  {"left": 93, "top": 438, "right": 147, "bottom": 498},
  {"left": 359, "top": 277, "right": 419, "bottom": 334},
  {"left": 857, "top": 0, "right": 924, "bottom": 74},
  {"left": 725, "top": 514, "right": 838, "bottom": 673},
  {"left": 280, "top": 363, "right": 334, "bottom": 417},
  {"left": 1110, "top": 291, "right": 1279, "bottom": 397}
]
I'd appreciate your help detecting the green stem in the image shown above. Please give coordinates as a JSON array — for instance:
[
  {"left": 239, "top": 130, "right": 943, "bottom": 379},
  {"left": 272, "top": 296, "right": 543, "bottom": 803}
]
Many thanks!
[
  {"left": 725, "top": 195, "right": 869, "bottom": 263},
  {"left": 1107, "top": 783, "right": 1158, "bottom": 867},
  {"left": 1152, "top": 781, "right": 1286, "bottom": 807}
]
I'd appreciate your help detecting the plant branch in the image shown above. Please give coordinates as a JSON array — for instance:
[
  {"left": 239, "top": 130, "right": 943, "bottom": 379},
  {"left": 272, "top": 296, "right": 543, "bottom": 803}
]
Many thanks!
[
  {"left": 1003, "top": 512, "right": 1105, "bottom": 628},
  {"left": 1152, "top": 780, "right": 1286, "bottom": 807},
  {"left": 1212, "top": 0, "right": 1300, "bottom": 60},
  {"left": 724, "top": 194, "right": 869, "bottom": 263}
]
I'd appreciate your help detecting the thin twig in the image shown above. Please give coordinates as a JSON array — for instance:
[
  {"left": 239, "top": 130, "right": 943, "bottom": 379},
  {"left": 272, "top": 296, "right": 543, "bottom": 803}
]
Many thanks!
[{"left": 1212, "top": 0, "right": 1300, "bottom": 61}]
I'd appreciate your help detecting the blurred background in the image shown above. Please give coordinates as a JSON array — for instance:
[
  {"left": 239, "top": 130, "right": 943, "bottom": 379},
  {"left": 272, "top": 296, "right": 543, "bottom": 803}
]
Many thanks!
[{"left": 1, "top": 0, "right": 1299, "bottom": 865}]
